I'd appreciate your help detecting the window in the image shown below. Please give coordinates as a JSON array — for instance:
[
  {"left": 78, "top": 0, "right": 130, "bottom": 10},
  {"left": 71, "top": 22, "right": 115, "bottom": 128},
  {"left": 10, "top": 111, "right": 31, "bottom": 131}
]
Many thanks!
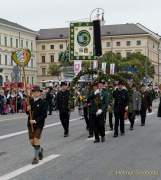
[
  {"left": 116, "top": 42, "right": 121, "bottom": 46},
  {"left": 50, "top": 45, "right": 54, "bottom": 49},
  {"left": 31, "top": 59, "right": 33, "bottom": 68},
  {"left": 0, "top": 54, "right": 1, "bottom": 65},
  {"left": 42, "top": 45, "right": 45, "bottom": 50},
  {"left": 32, "top": 77, "right": 34, "bottom": 85},
  {"left": 50, "top": 55, "right": 54, "bottom": 63},
  {"left": 116, "top": 52, "right": 121, "bottom": 56},
  {"left": 5, "top": 76, "right": 8, "bottom": 82},
  {"left": 16, "top": 39, "right": 19, "bottom": 48},
  {"left": 26, "top": 41, "right": 28, "bottom": 48},
  {"left": 106, "top": 42, "right": 111, "bottom": 47},
  {"left": 136, "top": 51, "right": 141, "bottom": 54},
  {"left": 21, "top": 40, "right": 23, "bottom": 48},
  {"left": 5, "top": 55, "right": 7, "bottom": 65},
  {"left": 42, "top": 56, "right": 45, "bottom": 63},
  {"left": 60, "top": 44, "right": 63, "bottom": 49},
  {"left": 11, "top": 59, "right": 13, "bottom": 66},
  {"left": 27, "top": 76, "right": 29, "bottom": 84},
  {"left": 126, "top": 41, "right": 131, "bottom": 46},
  {"left": 42, "top": 68, "right": 46, "bottom": 76},
  {"left": 10, "top": 38, "right": 13, "bottom": 47},
  {"left": 4, "top": 37, "right": 7, "bottom": 46},
  {"left": 126, "top": 52, "right": 131, "bottom": 57},
  {"left": 137, "top": 40, "right": 141, "bottom": 46},
  {"left": 31, "top": 42, "right": 33, "bottom": 51}
]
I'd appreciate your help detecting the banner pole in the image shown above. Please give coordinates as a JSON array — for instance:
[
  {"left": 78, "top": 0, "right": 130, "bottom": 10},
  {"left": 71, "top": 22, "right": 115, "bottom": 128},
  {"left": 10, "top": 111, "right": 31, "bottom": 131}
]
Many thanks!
[{"left": 22, "top": 65, "right": 34, "bottom": 132}]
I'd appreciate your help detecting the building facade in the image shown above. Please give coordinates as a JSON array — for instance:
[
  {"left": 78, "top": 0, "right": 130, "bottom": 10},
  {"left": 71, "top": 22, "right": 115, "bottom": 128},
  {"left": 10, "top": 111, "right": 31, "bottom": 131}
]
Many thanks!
[
  {"left": 36, "top": 23, "right": 161, "bottom": 86},
  {"left": 0, "top": 18, "right": 38, "bottom": 86},
  {"left": 0, "top": 18, "right": 160, "bottom": 86}
]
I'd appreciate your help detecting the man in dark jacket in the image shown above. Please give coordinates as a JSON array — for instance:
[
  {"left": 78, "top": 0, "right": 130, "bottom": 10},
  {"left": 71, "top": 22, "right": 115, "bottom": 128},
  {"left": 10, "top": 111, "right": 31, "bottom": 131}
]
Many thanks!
[
  {"left": 87, "top": 82, "right": 97, "bottom": 138},
  {"left": 46, "top": 87, "right": 54, "bottom": 115},
  {"left": 56, "top": 82, "right": 70, "bottom": 137},
  {"left": 113, "top": 81, "right": 128, "bottom": 137},
  {"left": 140, "top": 85, "right": 151, "bottom": 126},
  {"left": 27, "top": 85, "right": 47, "bottom": 165}
]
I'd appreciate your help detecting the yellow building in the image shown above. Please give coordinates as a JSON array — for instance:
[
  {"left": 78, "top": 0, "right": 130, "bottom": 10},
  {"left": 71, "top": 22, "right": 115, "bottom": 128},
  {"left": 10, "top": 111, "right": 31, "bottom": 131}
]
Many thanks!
[{"left": 36, "top": 23, "right": 161, "bottom": 86}]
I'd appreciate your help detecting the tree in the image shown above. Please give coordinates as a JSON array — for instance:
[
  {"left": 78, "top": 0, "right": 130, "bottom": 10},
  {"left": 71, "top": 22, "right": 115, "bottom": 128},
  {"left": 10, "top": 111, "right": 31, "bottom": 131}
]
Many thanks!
[
  {"left": 59, "top": 47, "right": 70, "bottom": 66},
  {"left": 48, "top": 63, "right": 61, "bottom": 76},
  {"left": 100, "top": 52, "right": 155, "bottom": 82},
  {"left": 121, "top": 53, "right": 155, "bottom": 79}
]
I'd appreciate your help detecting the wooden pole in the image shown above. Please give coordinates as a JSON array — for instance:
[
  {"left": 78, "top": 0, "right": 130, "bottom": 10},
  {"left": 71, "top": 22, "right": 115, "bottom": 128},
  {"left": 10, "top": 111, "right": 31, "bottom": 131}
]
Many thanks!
[{"left": 22, "top": 65, "right": 34, "bottom": 132}]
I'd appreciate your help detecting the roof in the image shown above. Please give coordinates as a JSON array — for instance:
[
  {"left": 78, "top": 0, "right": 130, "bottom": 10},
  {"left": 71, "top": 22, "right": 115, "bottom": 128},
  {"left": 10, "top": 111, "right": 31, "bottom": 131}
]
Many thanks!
[
  {"left": 0, "top": 18, "right": 36, "bottom": 34},
  {"left": 101, "top": 23, "right": 147, "bottom": 36},
  {"left": 37, "top": 28, "right": 69, "bottom": 40},
  {"left": 37, "top": 23, "right": 148, "bottom": 40}
]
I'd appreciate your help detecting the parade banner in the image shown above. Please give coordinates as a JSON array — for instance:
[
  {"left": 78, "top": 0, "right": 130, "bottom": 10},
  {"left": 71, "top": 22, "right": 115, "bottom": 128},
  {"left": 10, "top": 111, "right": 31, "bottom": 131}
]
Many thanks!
[
  {"left": 102, "top": 62, "right": 107, "bottom": 74},
  {"left": 74, "top": 60, "right": 82, "bottom": 75},
  {"left": 11, "top": 49, "right": 31, "bottom": 67},
  {"left": 11, "top": 49, "right": 34, "bottom": 132},
  {"left": 70, "top": 22, "right": 95, "bottom": 60},
  {"left": 110, "top": 63, "right": 115, "bottom": 75},
  {"left": 93, "top": 60, "right": 98, "bottom": 69}
]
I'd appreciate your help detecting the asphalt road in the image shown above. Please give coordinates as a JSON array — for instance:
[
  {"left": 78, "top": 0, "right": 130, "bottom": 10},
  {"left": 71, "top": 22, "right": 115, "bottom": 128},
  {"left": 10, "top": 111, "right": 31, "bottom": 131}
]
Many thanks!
[{"left": 0, "top": 101, "right": 161, "bottom": 180}]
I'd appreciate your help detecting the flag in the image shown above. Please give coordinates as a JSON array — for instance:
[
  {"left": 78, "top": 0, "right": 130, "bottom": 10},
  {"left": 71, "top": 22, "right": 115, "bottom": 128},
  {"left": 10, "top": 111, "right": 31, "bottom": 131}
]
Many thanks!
[
  {"left": 93, "top": 60, "right": 98, "bottom": 69},
  {"left": 102, "top": 62, "right": 106, "bottom": 74},
  {"left": 74, "top": 60, "right": 82, "bottom": 75},
  {"left": 110, "top": 63, "right": 115, "bottom": 74}
]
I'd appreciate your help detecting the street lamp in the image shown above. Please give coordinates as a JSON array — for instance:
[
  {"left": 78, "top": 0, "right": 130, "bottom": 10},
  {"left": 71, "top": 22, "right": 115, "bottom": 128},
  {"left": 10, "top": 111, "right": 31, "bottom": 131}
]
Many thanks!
[{"left": 89, "top": 8, "right": 105, "bottom": 25}]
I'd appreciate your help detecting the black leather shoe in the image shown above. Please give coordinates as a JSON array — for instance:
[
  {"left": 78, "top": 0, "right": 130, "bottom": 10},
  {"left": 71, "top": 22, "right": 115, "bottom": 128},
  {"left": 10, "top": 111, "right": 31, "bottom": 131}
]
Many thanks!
[
  {"left": 64, "top": 134, "right": 69, "bottom": 137},
  {"left": 94, "top": 139, "right": 100, "bottom": 143},
  {"left": 141, "top": 124, "right": 145, "bottom": 126},
  {"left": 88, "top": 135, "right": 93, "bottom": 138},
  {"left": 121, "top": 132, "right": 125, "bottom": 136},
  {"left": 39, "top": 148, "right": 43, "bottom": 160},
  {"left": 32, "top": 158, "right": 39, "bottom": 165},
  {"left": 101, "top": 137, "right": 105, "bottom": 142},
  {"left": 113, "top": 134, "right": 118, "bottom": 138},
  {"left": 130, "top": 127, "right": 133, "bottom": 130}
]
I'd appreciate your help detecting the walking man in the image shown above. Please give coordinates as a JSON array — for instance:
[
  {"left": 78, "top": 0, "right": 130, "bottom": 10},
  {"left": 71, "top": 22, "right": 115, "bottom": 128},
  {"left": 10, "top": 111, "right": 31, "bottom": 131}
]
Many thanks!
[
  {"left": 27, "top": 86, "right": 47, "bottom": 165},
  {"left": 56, "top": 82, "right": 70, "bottom": 137},
  {"left": 128, "top": 84, "right": 141, "bottom": 130},
  {"left": 113, "top": 81, "right": 128, "bottom": 137},
  {"left": 89, "top": 80, "right": 108, "bottom": 143},
  {"left": 140, "top": 85, "right": 151, "bottom": 126}
]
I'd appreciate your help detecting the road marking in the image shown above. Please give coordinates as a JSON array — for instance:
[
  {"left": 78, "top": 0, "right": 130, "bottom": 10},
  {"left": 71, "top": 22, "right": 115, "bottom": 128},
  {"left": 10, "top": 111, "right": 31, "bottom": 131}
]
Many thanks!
[
  {"left": 0, "top": 117, "right": 82, "bottom": 140},
  {"left": 0, "top": 154, "right": 60, "bottom": 180},
  {"left": 0, "top": 116, "right": 26, "bottom": 122}
]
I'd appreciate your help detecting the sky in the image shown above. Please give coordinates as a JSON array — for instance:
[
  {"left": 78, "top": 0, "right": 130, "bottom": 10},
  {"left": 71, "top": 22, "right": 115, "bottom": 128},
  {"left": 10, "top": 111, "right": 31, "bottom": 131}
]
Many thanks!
[{"left": 0, "top": 0, "right": 161, "bottom": 34}]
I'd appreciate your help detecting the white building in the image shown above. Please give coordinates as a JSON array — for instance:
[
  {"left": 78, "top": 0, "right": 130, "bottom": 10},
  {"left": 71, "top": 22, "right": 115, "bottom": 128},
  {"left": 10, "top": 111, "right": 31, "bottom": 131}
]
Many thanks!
[{"left": 0, "top": 18, "right": 38, "bottom": 85}]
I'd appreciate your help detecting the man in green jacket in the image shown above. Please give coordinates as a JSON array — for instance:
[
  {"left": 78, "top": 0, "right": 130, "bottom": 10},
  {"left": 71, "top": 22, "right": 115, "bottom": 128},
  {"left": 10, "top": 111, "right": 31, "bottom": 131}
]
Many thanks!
[{"left": 88, "top": 80, "right": 109, "bottom": 143}]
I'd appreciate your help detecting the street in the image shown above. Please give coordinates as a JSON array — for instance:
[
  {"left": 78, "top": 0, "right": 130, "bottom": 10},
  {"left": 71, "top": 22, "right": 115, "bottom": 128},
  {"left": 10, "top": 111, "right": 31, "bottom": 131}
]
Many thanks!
[{"left": 0, "top": 101, "right": 161, "bottom": 180}]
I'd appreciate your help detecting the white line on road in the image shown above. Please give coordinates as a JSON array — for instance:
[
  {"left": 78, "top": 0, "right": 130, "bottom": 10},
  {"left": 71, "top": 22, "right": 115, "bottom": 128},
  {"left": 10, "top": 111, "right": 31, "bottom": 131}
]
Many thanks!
[
  {"left": 0, "top": 154, "right": 60, "bottom": 180},
  {"left": 0, "top": 116, "right": 26, "bottom": 122},
  {"left": 0, "top": 117, "right": 82, "bottom": 140}
]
